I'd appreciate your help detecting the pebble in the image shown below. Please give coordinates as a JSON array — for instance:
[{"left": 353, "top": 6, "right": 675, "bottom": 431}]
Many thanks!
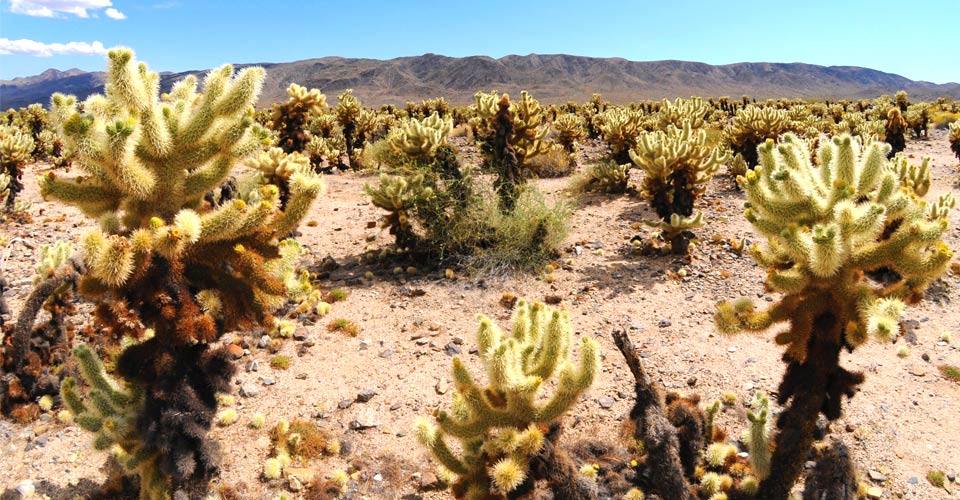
[
  {"left": 443, "top": 343, "right": 461, "bottom": 356},
  {"left": 907, "top": 476, "right": 919, "bottom": 485},
  {"left": 435, "top": 380, "right": 449, "bottom": 395},
  {"left": 866, "top": 486, "right": 883, "bottom": 499},
  {"left": 658, "top": 319, "right": 672, "bottom": 328},
  {"left": 246, "top": 360, "right": 259, "bottom": 372},
  {"left": 293, "top": 327, "right": 309, "bottom": 341},
  {"left": 598, "top": 397, "right": 615, "bottom": 409},
  {"left": 261, "top": 377, "right": 276, "bottom": 386},
  {"left": 350, "top": 408, "right": 381, "bottom": 429},
  {"left": 357, "top": 389, "right": 377, "bottom": 403},
  {"left": 257, "top": 335, "right": 270, "bottom": 348},
  {"left": 14, "top": 480, "right": 34, "bottom": 498},
  {"left": 868, "top": 470, "right": 887, "bottom": 482},
  {"left": 338, "top": 399, "right": 354, "bottom": 410},
  {"left": 239, "top": 384, "right": 260, "bottom": 398}
]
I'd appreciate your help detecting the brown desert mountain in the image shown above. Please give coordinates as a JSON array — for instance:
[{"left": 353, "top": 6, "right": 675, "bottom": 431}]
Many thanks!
[{"left": 3, "top": 53, "right": 959, "bottom": 109}]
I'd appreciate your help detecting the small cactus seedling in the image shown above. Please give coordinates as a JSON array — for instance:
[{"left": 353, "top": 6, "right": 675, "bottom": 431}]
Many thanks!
[
  {"left": 416, "top": 300, "right": 599, "bottom": 499},
  {"left": 715, "top": 133, "right": 953, "bottom": 498}
]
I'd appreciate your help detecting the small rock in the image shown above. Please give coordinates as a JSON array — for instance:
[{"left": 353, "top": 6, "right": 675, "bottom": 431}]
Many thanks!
[
  {"left": 921, "top": 352, "right": 930, "bottom": 362},
  {"left": 727, "top": 347, "right": 738, "bottom": 353},
  {"left": 257, "top": 335, "right": 270, "bottom": 348},
  {"left": 14, "top": 480, "right": 35, "bottom": 498},
  {"left": 868, "top": 470, "right": 887, "bottom": 482},
  {"left": 239, "top": 384, "right": 260, "bottom": 398},
  {"left": 598, "top": 397, "right": 615, "bottom": 409},
  {"left": 285, "top": 467, "right": 316, "bottom": 484},
  {"left": 686, "top": 376, "right": 697, "bottom": 387},
  {"left": 293, "top": 327, "right": 309, "bottom": 341},
  {"left": 804, "top": 460, "right": 816, "bottom": 469},
  {"left": 261, "top": 377, "right": 276, "bottom": 386},
  {"left": 357, "top": 389, "right": 377, "bottom": 403},
  {"left": 295, "top": 373, "right": 308, "bottom": 380},
  {"left": 658, "top": 319, "right": 672, "bottom": 328},
  {"left": 379, "top": 349, "right": 394, "bottom": 359},
  {"left": 350, "top": 408, "right": 381, "bottom": 429},
  {"left": 907, "top": 476, "right": 919, "bottom": 485},
  {"left": 420, "top": 471, "right": 441, "bottom": 490},
  {"left": 865, "top": 486, "right": 883, "bottom": 499},
  {"left": 288, "top": 476, "right": 303, "bottom": 492},
  {"left": 908, "top": 367, "right": 926, "bottom": 377},
  {"left": 245, "top": 360, "right": 259, "bottom": 372},
  {"left": 373, "top": 473, "right": 383, "bottom": 481},
  {"left": 443, "top": 343, "right": 461, "bottom": 356},
  {"left": 338, "top": 399, "right": 354, "bottom": 410},
  {"left": 435, "top": 380, "right": 449, "bottom": 395},
  {"left": 544, "top": 295, "right": 562, "bottom": 305},
  {"left": 225, "top": 344, "right": 244, "bottom": 359}
]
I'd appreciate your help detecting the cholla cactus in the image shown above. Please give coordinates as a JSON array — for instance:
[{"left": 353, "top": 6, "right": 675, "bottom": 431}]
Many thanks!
[
  {"left": 553, "top": 113, "right": 586, "bottom": 153},
  {"left": 389, "top": 112, "right": 453, "bottom": 162},
  {"left": 365, "top": 174, "right": 434, "bottom": 249},
  {"left": 1, "top": 126, "right": 35, "bottom": 211},
  {"left": 948, "top": 121, "right": 960, "bottom": 162},
  {"left": 885, "top": 108, "right": 909, "bottom": 157},
  {"left": 474, "top": 90, "right": 552, "bottom": 167},
  {"left": 270, "top": 83, "right": 327, "bottom": 155},
  {"left": 581, "top": 160, "right": 630, "bottom": 194},
  {"left": 630, "top": 122, "right": 728, "bottom": 254},
  {"left": 715, "top": 133, "right": 952, "bottom": 498},
  {"left": 725, "top": 106, "right": 790, "bottom": 167},
  {"left": 743, "top": 392, "right": 771, "bottom": 480},
  {"left": 245, "top": 147, "right": 314, "bottom": 208},
  {"left": 416, "top": 300, "right": 599, "bottom": 499},
  {"left": 904, "top": 104, "right": 929, "bottom": 138},
  {"left": 45, "top": 48, "right": 321, "bottom": 498},
  {"left": 597, "top": 107, "right": 644, "bottom": 164},
  {"left": 335, "top": 89, "right": 363, "bottom": 169},
  {"left": 657, "top": 97, "right": 708, "bottom": 130},
  {"left": 889, "top": 153, "right": 930, "bottom": 197}
]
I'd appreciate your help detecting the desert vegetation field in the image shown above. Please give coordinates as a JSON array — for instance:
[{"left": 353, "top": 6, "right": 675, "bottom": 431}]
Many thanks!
[{"left": 1, "top": 49, "right": 959, "bottom": 500}]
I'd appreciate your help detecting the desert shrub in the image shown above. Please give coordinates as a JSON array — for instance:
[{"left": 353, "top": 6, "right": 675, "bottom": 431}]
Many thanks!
[
  {"left": 41, "top": 49, "right": 321, "bottom": 499},
  {"left": 416, "top": 299, "right": 599, "bottom": 498},
  {"left": 715, "top": 133, "right": 952, "bottom": 498},
  {"left": 526, "top": 145, "right": 575, "bottom": 178}
]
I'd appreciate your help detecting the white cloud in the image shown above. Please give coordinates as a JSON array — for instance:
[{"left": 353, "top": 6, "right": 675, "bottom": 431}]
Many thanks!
[
  {"left": 9, "top": 0, "right": 124, "bottom": 19},
  {"left": 0, "top": 38, "right": 107, "bottom": 57}
]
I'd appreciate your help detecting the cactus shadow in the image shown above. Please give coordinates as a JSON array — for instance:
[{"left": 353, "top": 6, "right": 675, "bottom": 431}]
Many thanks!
[{"left": 1, "top": 478, "right": 105, "bottom": 500}]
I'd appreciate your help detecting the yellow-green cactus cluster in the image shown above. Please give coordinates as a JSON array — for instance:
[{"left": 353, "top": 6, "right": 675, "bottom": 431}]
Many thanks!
[
  {"left": 281, "top": 83, "right": 327, "bottom": 116},
  {"left": 1, "top": 126, "right": 35, "bottom": 166},
  {"left": 725, "top": 106, "right": 791, "bottom": 166},
  {"left": 597, "top": 107, "right": 645, "bottom": 163},
  {"left": 949, "top": 121, "right": 960, "bottom": 161},
  {"left": 416, "top": 300, "right": 599, "bottom": 499},
  {"left": 552, "top": 113, "right": 586, "bottom": 152},
  {"left": 630, "top": 122, "right": 728, "bottom": 250},
  {"left": 473, "top": 90, "right": 552, "bottom": 165},
  {"left": 33, "top": 241, "right": 73, "bottom": 284},
  {"left": 716, "top": 133, "right": 953, "bottom": 361},
  {"left": 743, "top": 392, "right": 771, "bottom": 479},
  {"left": 366, "top": 174, "right": 434, "bottom": 247},
  {"left": 657, "top": 96, "right": 708, "bottom": 130},
  {"left": 889, "top": 153, "right": 930, "bottom": 197},
  {"left": 42, "top": 49, "right": 322, "bottom": 324},
  {"left": 389, "top": 111, "right": 453, "bottom": 162},
  {"left": 245, "top": 146, "right": 313, "bottom": 185},
  {"left": 61, "top": 344, "right": 169, "bottom": 500}
]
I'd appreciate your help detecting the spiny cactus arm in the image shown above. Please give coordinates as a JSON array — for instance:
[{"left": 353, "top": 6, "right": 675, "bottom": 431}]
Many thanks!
[
  {"left": 39, "top": 174, "right": 123, "bottom": 216},
  {"left": 714, "top": 295, "right": 801, "bottom": 335},
  {"left": 415, "top": 419, "right": 470, "bottom": 474},
  {"left": 526, "top": 309, "right": 568, "bottom": 379},
  {"left": 536, "top": 337, "right": 599, "bottom": 423},
  {"left": 744, "top": 392, "right": 771, "bottom": 479},
  {"left": 269, "top": 172, "right": 323, "bottom": 235}
]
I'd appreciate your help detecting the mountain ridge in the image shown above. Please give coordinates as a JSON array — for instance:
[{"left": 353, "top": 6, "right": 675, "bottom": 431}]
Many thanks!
[{"left": 3, "top": 53, "right": 959, "bottom": 110}]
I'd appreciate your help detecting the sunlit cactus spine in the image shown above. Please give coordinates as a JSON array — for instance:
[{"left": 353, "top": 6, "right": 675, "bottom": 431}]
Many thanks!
[
  {"left": 416, "top": 300, "right": 599, "bottom": 499},
  {"left": 629, "top": 121, "right": 728, "bottom": 254},
  {"left": 44, "top": 48, "right": 321, "bottom": 499},
  {"left": 715, "top": 133, "right": 953, "bottom": 498}
]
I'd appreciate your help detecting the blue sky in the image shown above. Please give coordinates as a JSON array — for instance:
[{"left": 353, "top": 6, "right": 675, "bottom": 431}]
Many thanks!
[{"left": 1, "top": 0, "right": 957, "bottom": 83}]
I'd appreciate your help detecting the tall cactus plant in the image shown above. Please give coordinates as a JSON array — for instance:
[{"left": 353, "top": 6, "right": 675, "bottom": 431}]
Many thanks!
[
  {"left": 44, "top": 48, "right": 321, "bottom": 499},
  {"left": 715, "top": 133, "right": 952, "bottom": 498}
]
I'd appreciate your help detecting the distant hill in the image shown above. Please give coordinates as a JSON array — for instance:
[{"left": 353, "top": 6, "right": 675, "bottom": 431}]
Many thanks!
[{"left": 3, "top": 53, "right": 959, "bottom": 110}]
